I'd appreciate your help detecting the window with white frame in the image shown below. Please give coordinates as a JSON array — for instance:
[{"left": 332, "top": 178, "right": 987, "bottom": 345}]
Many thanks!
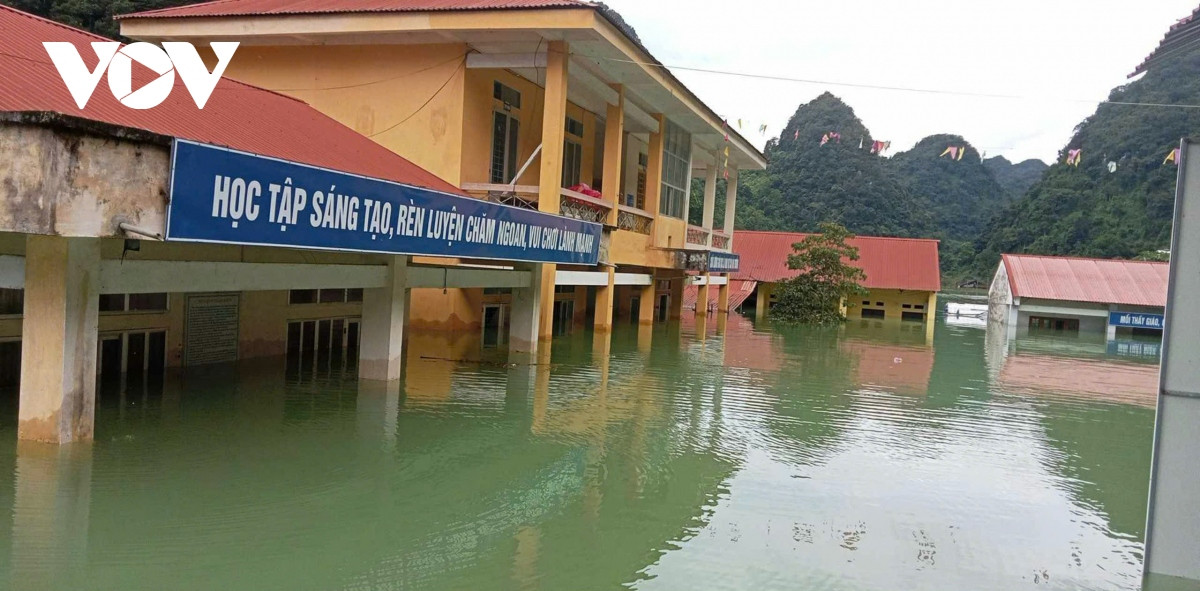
[
  {"left": 490, "top": 110, "right": 520, "bottom": 184},
  {"left": 99, "top": 292, "right": 168, "bottom": 313},
  {"left": 562, "top": 116, "right": 584, "bottom": 187},
  {"left": 659, "top": 119, "right": 691, "bottom": 218}
]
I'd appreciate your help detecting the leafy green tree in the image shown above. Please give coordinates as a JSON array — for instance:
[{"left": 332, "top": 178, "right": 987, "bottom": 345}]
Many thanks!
[
  {"left": 771, "top": 222, "right": 867, "bottom": 325},
  {"left": 2, "top": 0, "right": 193, "bottom": 38}
]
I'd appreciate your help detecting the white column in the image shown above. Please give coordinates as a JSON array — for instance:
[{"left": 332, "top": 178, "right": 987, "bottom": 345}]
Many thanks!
[
  {"left": 359, "top": 255, "right": 408, "bottom": 381},
  {"left": 702, "top": 155, "right": 718, "bottom": 245},
  {"left": 19, "top": 235, "right": 100, "bottom": 444},
  {"left": 510, "top": 263, "right": 544, "bottom": 355},
  {"left": 723, "top": 168, "right": 739, "bottom": 247},
  {"left": 1144, "top": 138, "right": 1200, "bottom": 583}
]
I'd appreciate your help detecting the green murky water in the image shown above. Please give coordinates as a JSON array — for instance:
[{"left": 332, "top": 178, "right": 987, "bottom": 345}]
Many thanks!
[{"left": 0, "top": 309, "right": 1171, "bottom": 590}]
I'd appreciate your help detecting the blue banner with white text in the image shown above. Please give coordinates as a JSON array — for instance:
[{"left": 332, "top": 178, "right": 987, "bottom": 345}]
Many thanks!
[
  {"left": 166, "top": 140, "right": 602, "bottom": 265},
  {"left": 1108, "top": 311, "right": 1164, "bottom": 330},
  {"left": 708, "top": 251, "right": 740, "bottom": 273}
]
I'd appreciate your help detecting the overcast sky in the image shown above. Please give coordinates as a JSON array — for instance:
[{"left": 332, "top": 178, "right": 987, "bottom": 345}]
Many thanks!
[{"left": 601, "top": 0, "right": 1197, "bottom": 164}]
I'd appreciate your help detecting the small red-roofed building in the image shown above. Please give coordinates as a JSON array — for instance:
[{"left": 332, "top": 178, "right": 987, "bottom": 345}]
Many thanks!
[{"left": 988, "top": 253, "right": 1168, "bottom": 340}]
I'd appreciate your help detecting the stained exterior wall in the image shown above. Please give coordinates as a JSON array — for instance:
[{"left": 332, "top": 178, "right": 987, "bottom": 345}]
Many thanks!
[
  {"left": 987, "top": 263, "right": 1013, "bottom": 324},
  {"left": 0, "top": 122, "right": 167, "bottom": 238}
]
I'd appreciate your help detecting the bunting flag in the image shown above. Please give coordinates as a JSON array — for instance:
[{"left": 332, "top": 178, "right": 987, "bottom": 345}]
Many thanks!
[
  {"left": 1107, "top": 161, "right": 1118, "bottom": 173},
  {"left": 958, "top": 147, "right": 965, "bottom": 161},
  {"left": 870, "top": 140, "right": 891, "bottom": 154},
  {"left": 1066, "top": 148, "right": 1082, "bottom": 166},
  {"left": 820, "top": 133, "right": 830, "bottom": 146},
  {"left": 759, "top": 123, "right": 768, "bottom": 135},
  {"left": 939, "top": 146, "right": 966, "bottom": 160},
  {"left": 830, "top": 132, "right": 841, "bottom": 142},
  {"left": 737, "top": 119, "right": 743, "bottom": 129},
  {"left": 793, "top": 129, "right": 799, "bottom": 141},
  {"left": 1164, "top": 148, "right": 1180, "bottom": 165}
]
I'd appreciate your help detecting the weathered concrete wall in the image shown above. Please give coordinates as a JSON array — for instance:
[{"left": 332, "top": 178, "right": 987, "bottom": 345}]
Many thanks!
[
  {"left": 987, "top": 263, "right": 1012, "bottom": 324},
  {"left": 0, "top": 122, "right": 168, "bottom": 238}
]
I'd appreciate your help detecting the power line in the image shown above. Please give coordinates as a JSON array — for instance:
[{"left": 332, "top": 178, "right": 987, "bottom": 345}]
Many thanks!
[
  {"left": 571, "top": 51, "right": 1200, "bottom": 110},
  {"left": 368, "top": 59, "right": 465, "bottom": 138},
  {"left": 267, "top": 52, "right": 467, "bottom": 92}
]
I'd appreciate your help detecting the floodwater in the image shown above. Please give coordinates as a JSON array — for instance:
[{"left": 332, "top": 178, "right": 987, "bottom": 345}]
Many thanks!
[{"left": 0, "top": 308, "right": 1177, "bottom": 590}]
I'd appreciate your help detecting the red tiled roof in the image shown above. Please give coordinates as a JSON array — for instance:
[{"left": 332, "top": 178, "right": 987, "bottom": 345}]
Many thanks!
[
  {"left": 0, "top": 4, "right": 462, "bottom": 196},
  {"left": 119, "top": 0, "right": 590, "bottom": 19},
  {"left": 1001, "top": 254, "right": 1169, "bottom": 307},
  {"left": 732, "top": 230, "right": 942, "bottom": 292}
]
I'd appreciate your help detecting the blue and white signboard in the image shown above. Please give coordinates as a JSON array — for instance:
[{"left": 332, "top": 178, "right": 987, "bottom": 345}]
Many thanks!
[
  {"left": 708, "top": 251, "right": 740, "bottom": 273},
  {"left": 1109, "top": 311, "right": 1165, "bottom": 330},
  {"left": 166, "top": 140, "right": 602, "bottom": 265}
]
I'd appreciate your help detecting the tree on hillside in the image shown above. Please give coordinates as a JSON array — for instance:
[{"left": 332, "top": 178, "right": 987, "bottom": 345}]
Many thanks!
[
  {"left": 983, "top": 156, "right": 1049, "bottom": 199},
  {"left": 771, "top": 222, "right": 867, "bottom": 325},
  {"left": 735, "top": 92, "right": 934, "bottom": 238},
  {"left": 2, "top": 0, "right": 193, "bottom": 38},
  {"left": 974, "top": 34, "right": 1200, "bottom": 277}
]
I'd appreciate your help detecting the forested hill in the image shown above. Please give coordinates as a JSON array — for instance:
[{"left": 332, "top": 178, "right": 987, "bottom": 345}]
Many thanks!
[
  {"left": 735, "top": 93, "right": 934, "bottom": 238},
  {"left": 2, "top": 0, "right": 197, "bottom": 38},
  {"left": 983, "top": 156, "right": 1049, "bottom": 199},
  {"left": 733, "top": 94, "right": 1033, "bottom": 279},
  {"left": 973, "top": 42, "right": 1200, "bottom": 275}
]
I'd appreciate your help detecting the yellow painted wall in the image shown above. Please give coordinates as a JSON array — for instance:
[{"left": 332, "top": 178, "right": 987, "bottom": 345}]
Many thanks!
[
  {"left": 755, "top": 283, "right": 935, "bottom": 323},
  {"left": 219, "top": 43, "right": 468, "bottom": 184},
  {"left": 653, "top": 215, "right": 688, "bottom": 252}
]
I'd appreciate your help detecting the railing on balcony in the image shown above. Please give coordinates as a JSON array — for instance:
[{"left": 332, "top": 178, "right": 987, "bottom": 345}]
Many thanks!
[
  {"left": 711, "top": 231, "right": 730, "bottom": 251},
  {"left": 460, "top": 183, "right": 614, "bottom": 224},
  {"left": 617, "top": 205, "right": 653, "bottom": 235},
  {"left": 559, "top": 188, "right": 611, "bottom": 224},
  {"left": 686, "top": 225, "right": 710, "bottom": 247},
  {"left": 461, "top": 182, "right": 538, "bottom": 210}
]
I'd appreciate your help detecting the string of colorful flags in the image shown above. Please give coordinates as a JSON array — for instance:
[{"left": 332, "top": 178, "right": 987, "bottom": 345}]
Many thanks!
[{"left": 1062, "top": 146, "right": 1180, "bottom": 170}]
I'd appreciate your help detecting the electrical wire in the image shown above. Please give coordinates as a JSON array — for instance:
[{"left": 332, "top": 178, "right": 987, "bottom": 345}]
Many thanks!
[
  {"left": 266, "top": 51, "right": 467, "bottom": 92},
  {"left": 563, "top": 50, "right": 1200, "bottom": 110},
  {"left": 367, "top": 58, "right": 465, "bottom": 138}
]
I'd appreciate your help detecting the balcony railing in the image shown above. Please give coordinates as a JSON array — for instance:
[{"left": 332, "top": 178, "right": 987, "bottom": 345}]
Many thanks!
[
  {"left": 686, "top": 225, "right": 710, "bottom": 247},
  {"left": 559, "top": 187, "right": 611, "bottom": 224},
  {"left": 711, "top": 231, "right": 730, "bottom": 250},
  {"left": 617, "top": 205, "right": 653, "bottom": 235},
  {"left": 461, "top": 183, "right": 614, "bottom": 225}
]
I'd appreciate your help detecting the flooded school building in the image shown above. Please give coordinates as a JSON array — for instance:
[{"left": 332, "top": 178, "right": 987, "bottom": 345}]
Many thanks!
[{"left": 0, "top": 0, "right": 763, "bottom": 443}]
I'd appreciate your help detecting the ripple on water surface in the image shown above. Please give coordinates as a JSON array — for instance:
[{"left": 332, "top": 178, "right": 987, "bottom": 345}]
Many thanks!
[{"left": 0, "top": 313, "right": 1174, "bottom": 590}]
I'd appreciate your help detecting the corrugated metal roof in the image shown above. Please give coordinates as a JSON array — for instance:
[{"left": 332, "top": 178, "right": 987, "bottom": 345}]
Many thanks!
[
  {"left": 1001, "top": 254, "right": 1169, "bottom": 307},
  {"left": 732, "top": 231, "right": 942, "bottom": 292},
  {"left": 1131, "top": 5, "right": 1200, "bottom": 78},
  {"left": 119, "top": 0, "right": 591, "bottom": 19},
  {"left": 0, "top": 4, "right": 463, "bottom": 196}
]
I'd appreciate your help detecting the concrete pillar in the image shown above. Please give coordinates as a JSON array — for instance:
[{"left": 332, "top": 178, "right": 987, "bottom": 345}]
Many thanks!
[
  {"left": 755, "top": 282, "right": 770, "bottom": 321},
  {"left": 19, "top": 235, "right": 100, "bottom": 444},
  {"left": 601, "top": 85, "right": 624, "bottom": 227},
  {"left": 669, "top": 276, "right": 684, "bottom": 321},
  {"left": 638, "top": 281, "right": 655, "bottom": 325},
  {"left": 1144, "top": 138, "right": 1200, "bottom": 583},
  {"left": 644, "top": 115, "right": 665, "bottom": 219},
  {"left": 537, "top": 40, "right": 569, "bottom": 343},
  {"left": 723, "top": 168, "right": 739, "bottom": 247},
  {"left": 717, "top": 275, "right": 730, "bottom": 314},
  {"left": 696, "top": 274, "right": 711, "bottom": 318},
  {"left": 359, "top": 255, "right": 408, "bottom": 381},
  {"left": 510, "top": 263, "right": 545, "bottom": 355},
  {"left": 702, "top": 157, "right": 718, "bottom": 244},
  {"left": 573, "top": 285, "right": 587, "bottom": 325},
  {"left": 926, "top": 291, "right": 938, "bottom": 344},
  {"left": 594, "top": 267, "right": 616, "bottom": 332}
]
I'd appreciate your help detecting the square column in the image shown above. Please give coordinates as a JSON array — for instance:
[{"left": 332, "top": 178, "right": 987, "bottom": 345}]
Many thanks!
[
  {"left": 696, "top": 274, "right": 711, "bottom": 317},
  {"left": 638, "top": 281, "right": 655, "bottom": 325},
  {"left": 669, "top": 276, "right": 684, "bottom": 320},
  {"left": 594, "top": 267, "right": 616, "bottom": 332},
  {"left": 717, "top": 275, "right": 730, "bottom": 314},
  {"left": 19, "top": 235, "right": 100, "bottom": 444},
  {"left": 601, "top": 85, "right": 624, "bottom": 226},
  {"left": 359, "top": 255, "right": 408, "bottom": 381},
  {"left": 511, "top": 263, "right": 545, "bottom": 355},
  {"left": 702, "top": 158, "right": 718, "bottom": 243},
  {"left": 723, "top": 168, "right": 739, "bottom": 247},
  {"left": 644, "top": 115, "right": 665, "bottom": 220},
  {"left": 537, "top": 40, "right": 569, "bottom": 342}
]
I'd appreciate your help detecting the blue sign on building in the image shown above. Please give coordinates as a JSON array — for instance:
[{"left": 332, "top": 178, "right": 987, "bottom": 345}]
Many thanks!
[
  {"left": 1108, "top": 311, "right": 1165, "bottom": 330},
  {"left": 166, "top": 140, "right": 602, "bottom": 265},
  {"left": 708, "top": 251, "right": 740, "bottom": 273}
]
